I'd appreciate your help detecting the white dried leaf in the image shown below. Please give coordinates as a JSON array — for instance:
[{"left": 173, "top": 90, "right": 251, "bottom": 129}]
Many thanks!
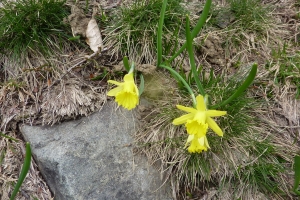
[{"left": 86, "top": 18, "right": 102, "bottom": 52}]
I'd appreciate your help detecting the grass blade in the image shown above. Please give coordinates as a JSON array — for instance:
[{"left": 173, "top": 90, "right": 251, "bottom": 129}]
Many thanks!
[
  {"left": 168, "top": 0, "right": 211, "bottom": 63},
  {"left": 10, "top": 142, "right": 31, "bottom": 200},
  {"left": 294, "top": 155, "right": 300, "bottom": 195},
  {"left": 185, "top": 15, "right": 205, "bottom": 96},
  {"left": 211, "top": 64, "right": 257, "bottom": 109},
  {"left": 157, "top": 0, "right": 168, "bottom": 66},
  {"left": 0, "top": 132, "right": 19, "bottom": 142}
]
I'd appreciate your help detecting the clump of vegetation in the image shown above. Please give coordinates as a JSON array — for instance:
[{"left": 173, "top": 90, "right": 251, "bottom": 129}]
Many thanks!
[
  {"left": 104, "top": 0, "right": 188, "bottom": 63},
  {"left": 209, "top": 0, "right": 271, "bottom": 33},
  {"left": 268, "top": 45, "right": 300, "bottom": 98},
  {"left": 136, "top": 67, "right": 296, "bottom": 199},
  {"left": 0, "top": 0, "right": 71, "bottom": 57},
  {"left": 228, "top": 0, "right": 271, "bottom": 32}
]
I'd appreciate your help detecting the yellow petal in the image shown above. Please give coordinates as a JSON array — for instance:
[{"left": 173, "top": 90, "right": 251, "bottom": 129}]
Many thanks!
[
  {"left": 206, "top": 110, "right": 227, "bottom": 117},
  {"left": 172, "top": 113, "right": 194, "bottom": 125},
  {"left": 207, "top": 117, "right": 224, "bottom": 136},
  {"left": 184, "top": 134, "right": 194, "bottom": 148},
  {"left": 188, "top": 135, "right": 206, "bottom": 153},
  {"left": 196, "top": 95, "right": 206, "bottom": 111},
  {"left": 204, "top": 135, "right": 210, "bottom": 149},
  {"left": 176, "top": 105, "right": 197, "bottom": 113},
  {"left": 108, "top": 80, "right": 122, "bottom": 85},
  {"left": 124, "top": 72, "right": 134, "bottom": 82},
  {"left": 198, "top": 136, "right": 205, "bottom": 146},
  {"left": 198, "top": 136, "right": 210, "bottom": 151},
  {"left": 107, "top": 86, "right": 123, "bottom": 96}
]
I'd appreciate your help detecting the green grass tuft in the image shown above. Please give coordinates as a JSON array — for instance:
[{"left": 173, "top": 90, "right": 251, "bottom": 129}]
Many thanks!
[
  {"left": 104, "top": 0, "right": 188, "bottom": 63},
  {"left": 229, "top": 0, "right": 271, "bottom": 33},
  {"left": 268, "top": 45, "right": 300, "bottom": 98},
  {"left": 0, "top": 0, "right": 71, "bottom": 57},
  {"left": 136, "top": 67, "right": 295, "bottom": 199},
  {"left": 209, "top": 0, "right": 271, "bottom": 33}
]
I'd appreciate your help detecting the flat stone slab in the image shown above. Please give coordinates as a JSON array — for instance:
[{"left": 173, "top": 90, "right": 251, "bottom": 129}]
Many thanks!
[{"left": 20, "top": 102, "right": 172, "bottom": 200}]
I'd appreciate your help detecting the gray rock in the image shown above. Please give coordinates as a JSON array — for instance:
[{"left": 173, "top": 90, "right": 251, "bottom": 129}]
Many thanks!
[{"left": 20, "top": 102, "right": 172, "bottom": 200}]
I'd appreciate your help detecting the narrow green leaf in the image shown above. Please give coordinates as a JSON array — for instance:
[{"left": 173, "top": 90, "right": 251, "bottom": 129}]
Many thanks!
[
  {"left": 0, "top": 150, "right": 5, "bottom": 165},
  {"left": 160, "top": 64, "right": 196, "bottom": 107},
  {"left": 157, "top": 0, "right": 168, "bottom": 66},
  {"left": 139, "top": 74, "right": 145, "bottom": 96},
  {"left": 185, "top": 15, "right": 205, "bottom": 96},
  {"left": 168, "top": 0, "right": 211, "bottom": 63},
  {"left": 123, "top": 56, "right": 130, "bottom": 72},
  {"left": 212, "top": 64, "right": 258, "bottom": 109},
  {"left": 10, "top": 142, "right": 32, "bottom": 200},
  {"left": 0, "top": 132, "right": 19, "bottom": 142},
  {"left": 293, "top": 155, "right": 300, "bottom": 195},
  {"left": 68, "top": 36, "right": 80, "bottom": 41}
]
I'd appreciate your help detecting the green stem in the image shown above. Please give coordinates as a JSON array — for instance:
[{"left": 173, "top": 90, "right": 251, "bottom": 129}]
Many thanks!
[
  {"left": 167, "top": 0, "right": 211, "bottom": 63},
  {"left": 10, "top": 142, "right": 31, "bottom": 200},
  {"left": 160, "top": 64, "right": 196, "bottom": 107},
  {"left": 185, "top": 15, "right": 205, "bottom": 96},
  {"left": 157, "top": 0, "right": 168, "bottom": 66},
  {"left": 129, "top": 62, "right": 135, "bottom": 74},
  {"left": 211, "top": 64, "right": 258, "bottom": 109}
]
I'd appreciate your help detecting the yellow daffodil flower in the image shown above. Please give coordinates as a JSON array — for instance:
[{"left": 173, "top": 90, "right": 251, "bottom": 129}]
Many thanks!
[
  {"left": 173, "top": 95, "right": 226, "bottom": 136},
  {"left": 107, "top": 72, "right": 139, "bottom": 110},
  {"left": 185, "top": 134, "right": 210, "bottom": 153}
]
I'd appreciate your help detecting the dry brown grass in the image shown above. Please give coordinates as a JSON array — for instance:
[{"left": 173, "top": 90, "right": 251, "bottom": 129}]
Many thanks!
[
  {"left": 0, "top": 133, "right": 52, "bottom": 200},
  {"left": 134, "top": 0, "right": 300, "bottom": 199},
  {"left": 0, "top": 35, "right": 108, "bottom": 198},
  {"left": 1, "top": 0, "right": 299, "bottom": 199}
]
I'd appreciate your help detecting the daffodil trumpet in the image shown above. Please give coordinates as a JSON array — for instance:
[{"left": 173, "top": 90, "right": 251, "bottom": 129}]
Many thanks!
[
  {"left": 173, "top": 95, "right": 226, "bottom": 153},
  {"left": 107, "top": 63, "right": 139, "bottom": 110},
  {"left": 173, "top": 95, "right": 226, "bottom": 136},
  {"left": 185, "top": 134, "right": 210, "bottom": 153}
]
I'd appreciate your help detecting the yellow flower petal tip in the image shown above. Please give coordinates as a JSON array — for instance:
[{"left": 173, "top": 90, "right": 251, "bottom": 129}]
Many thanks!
[{"left": 107, "top": 72, "right": 139, "bottom": 110}]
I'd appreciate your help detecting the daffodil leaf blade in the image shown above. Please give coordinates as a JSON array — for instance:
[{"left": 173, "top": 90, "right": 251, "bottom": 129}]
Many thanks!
[
  {"left": 157, "top": 0, "right": 168, "bottom": 66},
  {"left": 138, "top": 74, "right": 144, "bottom": 96},
  {"left": 293, "top": 155, "right": 300, "bottom": 195},
  {"left": 10, "top": 142, "right": 31, "bottom": 200},
  {"left": 123, "top": 56, "right": 130, "bottom": 72},
  {"left": 212, "top": 63, "right": 257, "bottom": 109},
  {"left": 167, "top": 0, "right": 212, "bottom": 63},
  {"left": 185, "top": 15, "right": 205, "bottom": 96}
]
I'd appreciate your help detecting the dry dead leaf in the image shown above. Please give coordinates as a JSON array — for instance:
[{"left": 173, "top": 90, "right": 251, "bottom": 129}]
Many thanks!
[{"left": 86, "top": 18, "right": 103, "bottom": 52}]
